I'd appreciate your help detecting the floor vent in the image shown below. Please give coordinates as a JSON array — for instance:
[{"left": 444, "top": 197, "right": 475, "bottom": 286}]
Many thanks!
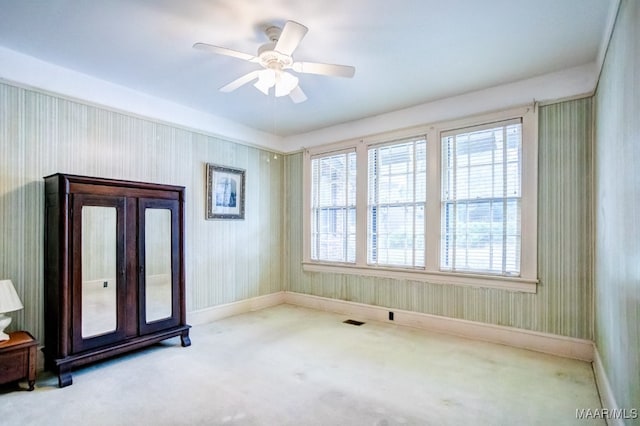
[{"left": 343, "top": 319, "right": 365, "bottom": 326}]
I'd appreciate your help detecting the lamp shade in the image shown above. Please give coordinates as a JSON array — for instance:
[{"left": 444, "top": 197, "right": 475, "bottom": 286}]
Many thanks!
[{"left": 0, "top": 279, "right": 23, "bottom": 313}]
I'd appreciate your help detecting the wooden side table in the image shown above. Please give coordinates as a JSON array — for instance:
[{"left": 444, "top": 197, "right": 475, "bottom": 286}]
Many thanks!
[{"left": 0, "top": 331, "right": 38, "bottom": 391}]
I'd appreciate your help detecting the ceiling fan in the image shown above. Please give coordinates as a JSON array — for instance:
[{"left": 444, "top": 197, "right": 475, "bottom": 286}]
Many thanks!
[{"left": 193, "top": 20, "right": 355, "bottom": 103}]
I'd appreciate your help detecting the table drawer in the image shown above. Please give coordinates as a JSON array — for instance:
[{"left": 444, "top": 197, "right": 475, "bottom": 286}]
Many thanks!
[{"left": 0, "top": 350, "right": 28, "bottom": 384}]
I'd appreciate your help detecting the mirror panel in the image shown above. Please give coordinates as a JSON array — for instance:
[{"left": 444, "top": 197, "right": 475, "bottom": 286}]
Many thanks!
[
  {"left": 81, "top": 206, "right": 117, "bottom": 338},
  {"left": 145, "top": 208, "right": 173, "bottom": 322}
]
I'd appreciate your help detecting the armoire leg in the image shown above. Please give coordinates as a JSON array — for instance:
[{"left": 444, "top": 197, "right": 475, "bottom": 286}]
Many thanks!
[
  {"left": 58, "top": 366, "right": 73, "bottom": 388},
  {"left": 180, "top": 330, "right": 191, "bottom": 347}
]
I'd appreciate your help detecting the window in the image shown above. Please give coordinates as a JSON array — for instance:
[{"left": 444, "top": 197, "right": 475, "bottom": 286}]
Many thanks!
[
  {"left": 368, "top": 137, "right": 427, "bottom": 267},
  {"left": 441, "top": 120, "right": 522, "bottom": 276},
  {"left": 310, "top": 150, "right": 357, "bottom": 263},
  {"left": 303, "top": 106, "right": 537, "bottom": 292}
]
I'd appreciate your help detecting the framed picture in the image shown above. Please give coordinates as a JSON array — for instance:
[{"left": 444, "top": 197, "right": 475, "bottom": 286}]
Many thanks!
[{"left": 206, "top": 163, "right": 246, "bottom": 220}]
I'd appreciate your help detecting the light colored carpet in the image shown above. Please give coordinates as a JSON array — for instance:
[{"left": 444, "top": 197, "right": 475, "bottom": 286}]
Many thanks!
[{"left": 0, "top": 304, "right": 603, "bottom": 425}]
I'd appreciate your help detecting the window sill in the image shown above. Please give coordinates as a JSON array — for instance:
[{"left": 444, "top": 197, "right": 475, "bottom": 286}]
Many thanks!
[{"left": 302, "top": 262, "right": 537, "bottom": 293}]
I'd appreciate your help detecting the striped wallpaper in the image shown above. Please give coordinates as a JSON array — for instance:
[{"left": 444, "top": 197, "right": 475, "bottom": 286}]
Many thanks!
[
  {"left": 286, "top": 97, "right": 594, "bottom": 339},
  {"left": 594, "top": 0, "right": 640, "bottom": 413},
  {"left": 0, "top": 78, "right": 595, "bottom": 346},
  {"left": 0, "top": 81, "right": 284, "bottom": 342}
]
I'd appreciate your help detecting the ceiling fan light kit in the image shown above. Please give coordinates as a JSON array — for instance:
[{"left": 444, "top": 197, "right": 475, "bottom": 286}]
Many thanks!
[
  {"left": 194, "top": 20, "right": 355, "bottom": 103},
  {"left": 253, "top": 68, "right": 299, "bottom": 97}
]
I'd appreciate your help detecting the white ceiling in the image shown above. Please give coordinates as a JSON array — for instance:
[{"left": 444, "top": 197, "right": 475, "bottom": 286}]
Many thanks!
[{"left": 0, "top": 0, "right": 614, "bottom": 138}]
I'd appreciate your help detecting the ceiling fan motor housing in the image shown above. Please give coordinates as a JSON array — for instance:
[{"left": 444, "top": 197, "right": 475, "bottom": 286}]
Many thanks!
[
  {"left": 257, "top": 42, "right": 293, "bottom": 70},
  {"left": 264, "top": 25, "right": 282, "bottom": 42}
]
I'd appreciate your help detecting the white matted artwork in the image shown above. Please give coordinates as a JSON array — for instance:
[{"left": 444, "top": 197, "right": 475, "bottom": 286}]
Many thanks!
[{"left": 206, "top": 163, "right": 246, "bottom": 220}]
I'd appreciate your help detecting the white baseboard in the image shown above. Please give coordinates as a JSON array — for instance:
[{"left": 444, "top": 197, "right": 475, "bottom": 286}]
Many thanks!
[
  {"left": 186, "top": 290, "right": 593, "bottom": 362},
  {"left": 593, "top": 347, "right": 625, "bottom": 426},
  {"left": 187, "top": 291, "right": 285, "bottom": 326},
  {"left": 283, "top": 291, "right": 594, "bottom": 362}
]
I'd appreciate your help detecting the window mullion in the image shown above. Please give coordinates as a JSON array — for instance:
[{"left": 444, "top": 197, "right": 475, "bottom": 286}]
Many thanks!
[
  {"left": 343, "top": 157, "right": 348, "bottom": 262},
  {"left": 502, "top": 126, "right": 508, "bottom": 274},
  {"left": 490, "top": 132, "right": 495, "bottom": 271},
  {"left": 412, "top": 141, "right": 417, "bottom": 267},
  {"left": 447, "top": 137, "right": 455, "bottom": 271},
  {"left": 355, "top": 141, "right": 368, "bottom": 266},
  {"left": 445, "top": 136, "right": 458, "bottom": 271},
  {"left": 314, "top": 162, "right": 320, "bottom": 259},
  {"left": 374, "top": 148, "right": 380, "bottom": 265},
  {"left": 425, "top": 127, "right": 439, "bottom": 272}
]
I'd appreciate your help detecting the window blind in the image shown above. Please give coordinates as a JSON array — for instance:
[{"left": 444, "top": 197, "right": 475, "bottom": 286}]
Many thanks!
[
  {"left": 441, "top": 120, "right": 522, "bottom": 275},
  {"left": 310, "top": 151, "right": 357, "bottom": 263},
  {"left": 367, "top": 137, "right": 427, "bottom": 267}
]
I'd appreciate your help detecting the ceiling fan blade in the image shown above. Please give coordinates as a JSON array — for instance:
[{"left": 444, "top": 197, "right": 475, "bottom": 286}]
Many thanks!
[
  {"left": 288, "top": 85, "right": 307, "bottom": 104},
  {"left": 291, "top": 61, "right": 355, "bottom": 78},
  {"left": 193, "top": 42, "right": 257, "bottom": 62},
  {"left": 275, "top": 21, "right": 308, "bottom": 56},
  {"left": 220, "top": 71, "right": 260, "bottom": 92}
]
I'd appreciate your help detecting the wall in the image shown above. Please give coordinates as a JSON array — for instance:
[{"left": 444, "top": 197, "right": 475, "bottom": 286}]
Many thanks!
[
  {"left": 0, "top": 78, "right": 597, "bottom": 348},
  {"left": 0, "top": 81, "right": 284, "bottom": 342},
  {"left": 594, "top": 0, "right": 640, "bottom": 416},
  {"left": 0, "top": 46, "right": 283, "bottom": 151},
  {"left": 285, "top": 97, "right": 593, "bottom": 339}
]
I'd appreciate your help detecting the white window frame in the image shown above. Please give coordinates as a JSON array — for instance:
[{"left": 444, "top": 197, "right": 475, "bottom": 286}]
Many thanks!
[
  {"left": 309, "top": 149, "right": 357, "bottom": 263},
  {"left": 367, "top": 137, "right": 427, "bottom": 268},
  {"left": 439, "top": 118, "right": 524, "bottom": 276},
  {"left": 302, "top": 106, "right": 538, "bottom": 293}
]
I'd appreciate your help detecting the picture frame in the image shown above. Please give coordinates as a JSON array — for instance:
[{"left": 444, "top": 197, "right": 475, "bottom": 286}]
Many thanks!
[{"left": 206, "top": 163, "right": 246, "bottom": 220}]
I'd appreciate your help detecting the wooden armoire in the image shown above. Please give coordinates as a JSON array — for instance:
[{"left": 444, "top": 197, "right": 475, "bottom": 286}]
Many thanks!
[{"left": 43, "top": 173, "right": 191, "bottom": 387}]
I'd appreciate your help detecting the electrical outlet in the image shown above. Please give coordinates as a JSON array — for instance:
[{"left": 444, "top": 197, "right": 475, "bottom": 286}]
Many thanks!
[
  {"left": 388, "top": 311, "right": 394, "bottom": 321},
  {"left": 103, "top": 281, "right": 108, "bottom": 288}
]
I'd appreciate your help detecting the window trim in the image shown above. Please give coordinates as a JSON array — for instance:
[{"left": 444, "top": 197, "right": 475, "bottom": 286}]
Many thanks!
[
  {"left": 309, "top": 149, "right": 357, "bottom": 263},
  {"left": 439, "top": 118, "right": 524, "bottom": 276},
  {"left": 302, "top": 105, "right": 538, "bottom": 293},
  {"left": 367, "top": 136, "right": 427, "bottom": 268}
]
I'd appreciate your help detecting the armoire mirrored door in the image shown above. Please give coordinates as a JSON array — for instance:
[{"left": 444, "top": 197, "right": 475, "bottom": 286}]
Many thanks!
[
  {"left": 71, "top": 194, "right": 127, "bottom": 353},
  {"left": 138, "top": 198, "right": 180, "bottom": 334}
]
